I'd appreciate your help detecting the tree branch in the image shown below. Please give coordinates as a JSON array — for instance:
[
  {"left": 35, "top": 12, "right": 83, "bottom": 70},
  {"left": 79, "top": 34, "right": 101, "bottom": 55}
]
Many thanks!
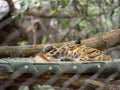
[{"left": 82, "top": 29, "right": 120, "bottom": 50}]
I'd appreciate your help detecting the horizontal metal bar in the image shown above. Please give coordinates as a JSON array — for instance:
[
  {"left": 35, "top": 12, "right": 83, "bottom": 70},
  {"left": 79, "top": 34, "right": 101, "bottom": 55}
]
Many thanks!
[{"left": 0, "top": 58, "right": 120, "bottom": 74}]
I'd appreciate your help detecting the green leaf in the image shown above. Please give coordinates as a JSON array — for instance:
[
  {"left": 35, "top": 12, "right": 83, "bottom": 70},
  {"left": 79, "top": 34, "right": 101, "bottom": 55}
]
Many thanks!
[
  {"left": 79, "top": 0, "right": 87, "bottom": 5},
  {"left": 58, "top": 19, "right": 69, "bottom": 28},
  {"left": 43, "top": 85, "right": 55, "bottom": 90},
  {"left": 42, "top": 35, "right": 47, "bottom": 44},
  {"left": 19, "top": 12, "right": 25, "bottom": 23},
  {"left": 33, "top": 85, "right": 41, "bottom": 90},
  {"left": 63, "top": 0, "right": 68, "bottom": 5},
  {"left": 68, "top": 0, "right": 73, "bottom": 6},
  {"left": 37, "top": 6, "right": 42, "bottom": 10},
  {"left": 18, "top": 41, "right": 28, "bottom": 46},
  {"left": 49, "top": 8, "right": 59, "bottom": 15},
  {"left": 79, "top": 21, "right": 90, "bottom": 29},
  {"left": 90, "top": 0, "right": 96, "bottom": 3},
  {"left": 76, "top": 25, "right": 81, "bottom": 31},
  {"left": 19, "top": 86, "right": 29, "bottom": 90},
  {"left": 88, "top": 5, "right": 101, "bottom": 16}
]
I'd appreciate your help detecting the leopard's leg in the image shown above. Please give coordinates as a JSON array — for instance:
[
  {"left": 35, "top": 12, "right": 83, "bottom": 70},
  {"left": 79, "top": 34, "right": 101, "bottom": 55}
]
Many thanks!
[
  {"left": 94, "top": 54, "right": 112, "bottom": 61},
  {"left": 42, "top": 45, "right": 56, "bottom": 53}
]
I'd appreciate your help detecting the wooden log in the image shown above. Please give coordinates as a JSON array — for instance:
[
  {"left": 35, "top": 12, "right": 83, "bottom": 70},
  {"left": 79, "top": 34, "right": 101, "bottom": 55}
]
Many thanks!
[
  {"left": 0, "top": 29, "right": 120, "bottom": 57},
  {"left": 82, "top": 29, "right": 120, "bottom": 50}
]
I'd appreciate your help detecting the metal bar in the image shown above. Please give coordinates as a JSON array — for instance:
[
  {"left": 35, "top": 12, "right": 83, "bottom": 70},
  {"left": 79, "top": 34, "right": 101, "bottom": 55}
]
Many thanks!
[{"left": 0, "top": 58, "right": 119, "bottom": 74}]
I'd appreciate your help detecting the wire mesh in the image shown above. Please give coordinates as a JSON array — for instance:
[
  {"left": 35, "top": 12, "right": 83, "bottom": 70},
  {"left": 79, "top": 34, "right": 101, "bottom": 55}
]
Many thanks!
[
  {"left": 0, "top": 59, "right": 120, "bottom": 90},
  {"left": 0, "top": 0, "right": 120, "bottom": 90}
]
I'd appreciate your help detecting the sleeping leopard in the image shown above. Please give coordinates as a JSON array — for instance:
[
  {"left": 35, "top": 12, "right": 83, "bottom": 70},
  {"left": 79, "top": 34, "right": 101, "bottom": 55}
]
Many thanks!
[
  {"left": 44, "top": 40, "right": 112, "bottom": 62},
  {"left": 42, "top": 39, "right": 112, "bottom": 62}
]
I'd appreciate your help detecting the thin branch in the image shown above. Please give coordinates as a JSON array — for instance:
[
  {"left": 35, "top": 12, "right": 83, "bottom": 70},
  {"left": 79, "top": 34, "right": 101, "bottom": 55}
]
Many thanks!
[{"left": 59, "top": 18, "right": 85, "bottom": 42}]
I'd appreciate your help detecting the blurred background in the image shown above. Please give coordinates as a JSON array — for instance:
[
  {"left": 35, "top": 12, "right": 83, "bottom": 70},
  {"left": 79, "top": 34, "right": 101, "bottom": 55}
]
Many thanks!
[{"left": 0, "top": 0, "right": 120, "bottom": 58}]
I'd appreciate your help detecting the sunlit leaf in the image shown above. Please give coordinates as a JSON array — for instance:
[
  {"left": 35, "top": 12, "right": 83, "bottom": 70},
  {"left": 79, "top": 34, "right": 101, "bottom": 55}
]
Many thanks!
[
  {"left": 18, "top": 41, "right": 28, "bottom": 46},
  {"left": 48, "top": 6, "right": 61, "bottom": 15},
  {"left": 42, "top": 35, "right": 47, "bottom": 44},
  {"left": 63, "top": 0, "right": 68, "bottom": 5},
  {"left": 33, "top": 85, "right": 41, "bottom": 90},
  {"left": 68, "top": 0, "right": 73, "bottom": 6},
  {"left": 88, "top": 5, "right": 101, "bottom": 16},
  {"left": 18, "top": 86, "right": 29, "bottom": 90},
  {"left": 79, "top": 0, "right": 87, "bottom": 5},
  {"left": 19, "top": 12, "right": 25, "bottom": 23},
  {"left": 79, "top": 21, "right": 90, "bottom": 29}
]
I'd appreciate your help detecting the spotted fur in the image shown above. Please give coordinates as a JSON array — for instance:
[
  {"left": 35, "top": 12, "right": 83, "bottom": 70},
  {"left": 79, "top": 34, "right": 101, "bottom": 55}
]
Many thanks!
[{"left": 43, "top": 41, "right": 112, "bottom": 62}]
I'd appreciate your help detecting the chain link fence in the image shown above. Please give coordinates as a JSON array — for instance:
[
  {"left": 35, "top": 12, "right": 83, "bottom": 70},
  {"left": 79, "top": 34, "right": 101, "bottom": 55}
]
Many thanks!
[
  {"left": 0, "top": 58, "right": 120, "bottom": 90},
  {"left": 0, "top": 0, "right": 120, "bottom": 90}
]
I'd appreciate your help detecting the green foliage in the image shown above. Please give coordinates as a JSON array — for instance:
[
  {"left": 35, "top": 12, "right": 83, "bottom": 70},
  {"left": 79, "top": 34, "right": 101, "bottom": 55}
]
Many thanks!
[
  {"left": 11, "top": 0, "right": 119, "bottom": 44},
  {"left": 58, "top": 19, "right": 69, "bottom": 28},
  {"left": 33, "top": 85, "right": 41, "bottom": 90},
  {"left": 41, "top": 35, "right": 47, "bottom": 44},
  {"left": 19, "top": 86, "right": 29, "bottom": 90},
  {"left": 88, "top": 5, "right": 101, "bottom": 16},
  {"left": 79, "top": 20, "right": 91, "bottom": 29},
  {"left": 76, "top": 25, "right": 81, "bottom": 31},
  {"left": 79, "top": 0, "right": 88, "bottom": 5},
  {"left": 37, "top": 6, "right": 42, "bottom": 10},
  {"left": 67, "top": 0, "right": 73, "bottom": 6},
  {"left": 49, "top": 5, "right": 61, "bottom": 15},
  {"left": 20, "top": 0, "right": 30, "bottom": 11},
  {"left": 18, "top": 41, "right": 28, "bottom": 46},
  {"left": 19, "top": 12, "right": 26, "bottom": 23}
]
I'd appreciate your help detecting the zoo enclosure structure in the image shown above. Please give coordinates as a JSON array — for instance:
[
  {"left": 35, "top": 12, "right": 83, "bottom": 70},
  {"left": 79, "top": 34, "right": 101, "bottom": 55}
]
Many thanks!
[{"left": 0, "top": 58, "right": 120, "bottom": 90}]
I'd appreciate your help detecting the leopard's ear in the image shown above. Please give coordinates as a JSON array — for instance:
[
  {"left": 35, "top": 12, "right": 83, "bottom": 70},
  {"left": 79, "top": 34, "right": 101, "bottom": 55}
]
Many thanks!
[{"left": 75, "top": 37, "right": 81, "bottom": 44}]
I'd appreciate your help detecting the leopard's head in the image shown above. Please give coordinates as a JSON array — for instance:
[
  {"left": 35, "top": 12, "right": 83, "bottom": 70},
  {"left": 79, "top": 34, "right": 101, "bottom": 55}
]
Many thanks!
[
  {"left": 43, "top": 38, "right": 82, "bottom": 59},
  {"left": 67, "top": 37, "right": 81, "bottom": 50}
]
